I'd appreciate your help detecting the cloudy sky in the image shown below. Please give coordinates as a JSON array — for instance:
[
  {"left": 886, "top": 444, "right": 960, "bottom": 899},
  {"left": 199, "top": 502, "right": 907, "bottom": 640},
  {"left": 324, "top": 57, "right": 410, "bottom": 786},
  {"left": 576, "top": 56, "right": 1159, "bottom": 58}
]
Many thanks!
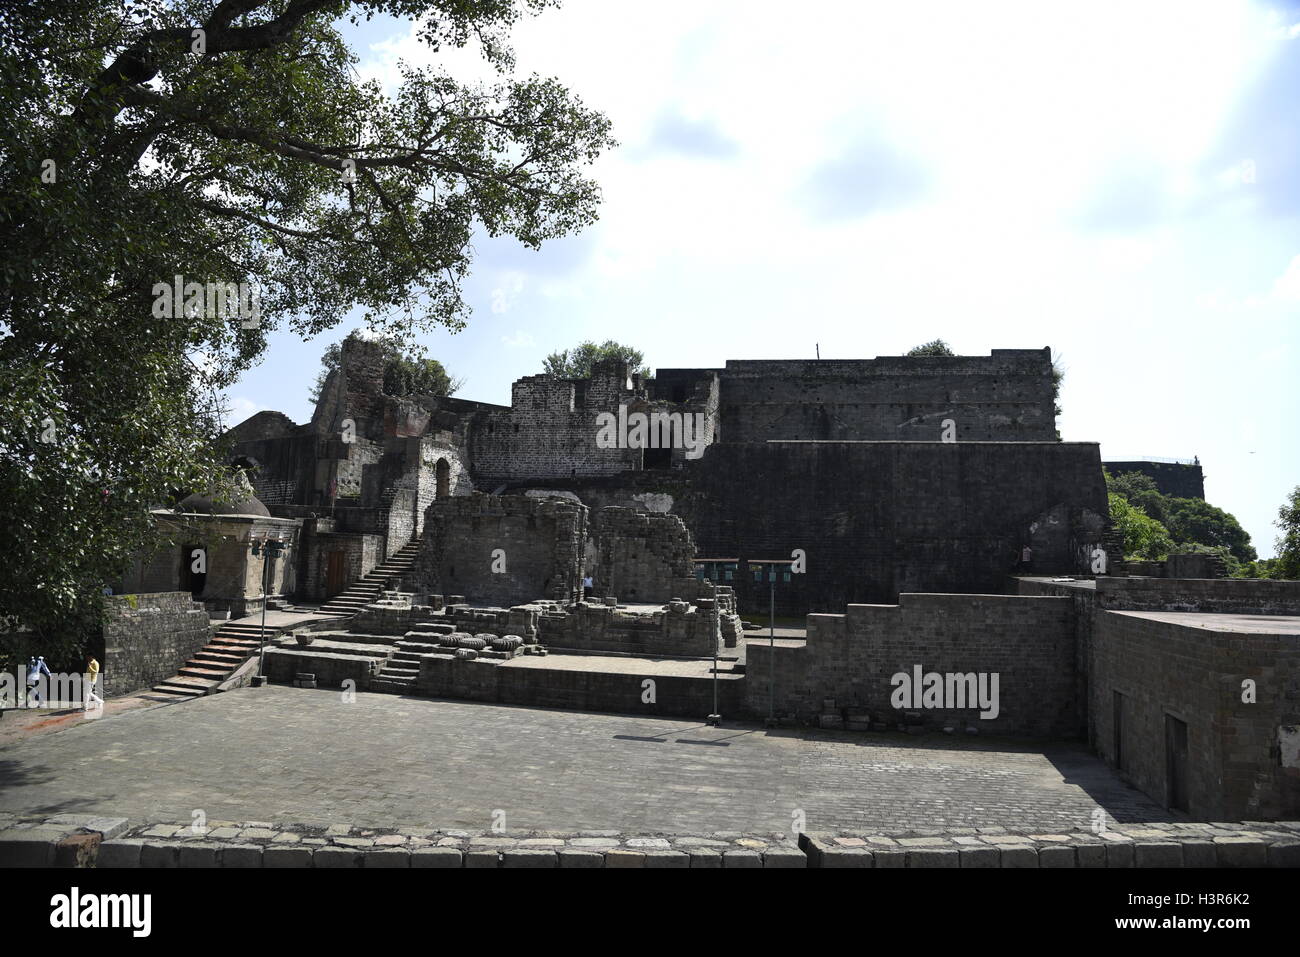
[{"left": 227, "top": 0, "right": 1300, "bottom": 557}]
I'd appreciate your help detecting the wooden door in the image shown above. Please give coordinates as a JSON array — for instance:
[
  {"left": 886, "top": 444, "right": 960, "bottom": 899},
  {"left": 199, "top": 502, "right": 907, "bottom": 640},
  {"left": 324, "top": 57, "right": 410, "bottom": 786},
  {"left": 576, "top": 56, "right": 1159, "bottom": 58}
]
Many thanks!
[{"left": 326, "top": 551, "right": 346, "bottom": 598}]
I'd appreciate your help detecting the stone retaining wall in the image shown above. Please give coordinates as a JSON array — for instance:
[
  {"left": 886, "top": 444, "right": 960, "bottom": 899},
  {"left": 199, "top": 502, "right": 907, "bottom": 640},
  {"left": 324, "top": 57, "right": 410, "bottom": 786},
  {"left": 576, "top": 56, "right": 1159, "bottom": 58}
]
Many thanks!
[{"left": 4, "top": 816, "right": 1296, "bottom": 868}]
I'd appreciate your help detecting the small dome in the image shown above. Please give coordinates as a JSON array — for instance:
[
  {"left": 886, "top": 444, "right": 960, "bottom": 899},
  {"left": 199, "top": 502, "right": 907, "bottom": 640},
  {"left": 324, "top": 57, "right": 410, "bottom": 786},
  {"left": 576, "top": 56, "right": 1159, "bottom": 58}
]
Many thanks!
[{"left": 178, "top": 472, "right": 270, "bottom": 516}]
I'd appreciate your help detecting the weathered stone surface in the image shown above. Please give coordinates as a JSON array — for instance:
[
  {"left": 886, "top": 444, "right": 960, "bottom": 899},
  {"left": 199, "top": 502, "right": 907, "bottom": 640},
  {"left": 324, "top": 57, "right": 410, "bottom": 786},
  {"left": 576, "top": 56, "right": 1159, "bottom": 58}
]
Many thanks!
[
  {"left": 1134, "top": 842, "right": 1182, "bottom": 868},
  {"left": 1214, "top": 838, "right": 1267, "bottom": 868},
  {"left": 364, "top": 848, "right": 411, "bottom": 868},
  {"left": 557, "top": 848, "right": 604, "bottom": 868},
  {"left": 1038, "top": 846, "right": 1076, "bottom": 868},
  {"left": 908, "top": 848, "right": 959, "bottom": 868},
  {"left": 762, "top": 846, "right": 807, "bottom": 868},
  {"left": 97, "top": 840, "right": 145, "bottom": 868},
  {"left": 958, "top": 846, "right": 999, "bottom": 868},
  {"left": 314, "top": 846, "right": 361, "bottom": 868},
  {"left": 219, "top": 844, "right": 263, "bottom": 868},
  {"left": 140, "top": 842, "right": 181, "bottom": 868},
  {"left": 411, "top": 847, "right": 462, "bottom": 868},
  {"left": 264, "top": 846, "right": 313, "bottom": 868},
  {"left": 501, "top": 848, "right": 558, "bottom": 868}
]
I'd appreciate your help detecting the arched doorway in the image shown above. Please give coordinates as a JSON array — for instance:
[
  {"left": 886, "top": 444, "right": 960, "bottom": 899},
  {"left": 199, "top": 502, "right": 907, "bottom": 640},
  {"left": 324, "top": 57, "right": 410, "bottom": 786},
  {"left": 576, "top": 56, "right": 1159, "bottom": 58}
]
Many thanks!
[
  {"left": 435, "top": 458, "right": 450, "bottom": 499},
  {"left": 179, "top": 544, "right": 206, "bottom": 597}
]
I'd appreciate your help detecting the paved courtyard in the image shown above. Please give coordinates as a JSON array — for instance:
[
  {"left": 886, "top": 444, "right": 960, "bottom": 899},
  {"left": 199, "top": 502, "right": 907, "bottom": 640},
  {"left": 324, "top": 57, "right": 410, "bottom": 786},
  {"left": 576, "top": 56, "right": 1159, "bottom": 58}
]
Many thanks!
[{"left": 0, "top": 686, "right": 1171, "bottom": 834}]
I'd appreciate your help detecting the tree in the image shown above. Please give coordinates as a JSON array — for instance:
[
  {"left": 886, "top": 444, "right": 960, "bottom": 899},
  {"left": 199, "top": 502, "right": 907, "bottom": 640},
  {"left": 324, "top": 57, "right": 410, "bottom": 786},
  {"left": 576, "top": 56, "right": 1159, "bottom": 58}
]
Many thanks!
[
  {"left": 1109, "top": 493, "right": 1172, "bottom": 561},
  {"left": 308, "top": 332, "right": 463, "bottom": 406},
  {"left": 1106, "top": 471, "right": 1170, "bottom": 526},
  {"left": 1275, "top": 486, "right": 1300, "bottom": 580},
  {"left": 1163, "top": 498, "right": 1256, "bottom": 563},
  {"left": 544, "top": 339, "right": 648, "bottom": 378},
  {"left": 1106, "top": 469, "right": 1256, "bottom": 565},
  {"left": 0, "top": 1, "right": 614, "bottom": 659},
  {"left": 906, "top": 339, "right": 954, "bottom": 357}
]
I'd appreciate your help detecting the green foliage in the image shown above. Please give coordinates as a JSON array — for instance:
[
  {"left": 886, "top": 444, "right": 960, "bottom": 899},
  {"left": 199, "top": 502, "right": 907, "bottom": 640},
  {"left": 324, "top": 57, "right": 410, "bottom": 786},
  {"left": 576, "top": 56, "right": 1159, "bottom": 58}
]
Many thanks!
[
  {"left": 544, "top": 339, "right": 649, "bottom": 379},
  {"left": 1109, "top": 492, "right": 1172, "bottom": 561},
  {"left": 1275, "top": 486, "right": 1300, "bottom": 580},
  {"left": 1163, "top": 497, "right": 1256, "bottom": 563},
  {"left": 309, "top": 332, "right": 463, "bottom": 405},
  {"left": 1106, "top": 470, "right": 1257, "bottom": 565},
  {"left": 905, "top": 339, "right": 954, "bottom": 357},
  {"left": 0, "top": 1, "right": 613, "bottom": 658}
]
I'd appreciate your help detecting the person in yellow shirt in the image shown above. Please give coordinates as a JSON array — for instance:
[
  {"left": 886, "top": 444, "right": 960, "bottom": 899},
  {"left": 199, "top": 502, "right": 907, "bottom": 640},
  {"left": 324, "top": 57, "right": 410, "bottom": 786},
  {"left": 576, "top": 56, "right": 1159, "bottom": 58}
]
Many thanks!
[{"left": 84, "top": 657, "right": 102, "bottom": 712}]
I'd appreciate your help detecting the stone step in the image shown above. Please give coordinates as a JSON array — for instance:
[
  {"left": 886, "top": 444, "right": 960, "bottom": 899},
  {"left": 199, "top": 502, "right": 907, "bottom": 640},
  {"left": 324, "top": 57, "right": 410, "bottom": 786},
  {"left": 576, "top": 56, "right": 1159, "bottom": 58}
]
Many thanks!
[
  {"left": 194, "top": 650, "right": 245, "bottom": 663},
  {"left": 148, "top": 686, "right": 203, "bottom": 699},
  {"left": 153, "top": 680, "right": 208, "bottom": 696},
  {"left": 369, "top": 680, "right": 414, "bottom": 694},
  {"left": 210, "top": 644, "right": 260, "bottom": 656},
  {"left": 180, "top": 664, "right": 230, "bottom": 679}
]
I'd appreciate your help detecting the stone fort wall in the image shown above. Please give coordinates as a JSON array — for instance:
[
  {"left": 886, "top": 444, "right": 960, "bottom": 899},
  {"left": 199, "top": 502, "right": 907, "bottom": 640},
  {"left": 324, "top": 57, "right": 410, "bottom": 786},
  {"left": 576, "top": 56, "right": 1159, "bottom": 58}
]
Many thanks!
[
  {"left": 677, "top": 440, "right": 1107, "bottom": 612},
  {"left": 746, "top": 593, "right": 1078, "bottom": 736},
  {"left": 715, "top": 350, "right": 1057, "bottom": 443}
]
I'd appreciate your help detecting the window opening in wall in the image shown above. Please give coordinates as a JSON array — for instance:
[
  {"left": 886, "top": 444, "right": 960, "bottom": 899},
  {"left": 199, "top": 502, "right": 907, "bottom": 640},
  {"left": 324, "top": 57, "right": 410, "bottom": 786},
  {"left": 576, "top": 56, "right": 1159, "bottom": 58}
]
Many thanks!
[
  {"left": 643, "top": 445, "right": 672, "bottom": 469},
  {"left": 435, "top": 458, "right": 450, "bottom": 499}
]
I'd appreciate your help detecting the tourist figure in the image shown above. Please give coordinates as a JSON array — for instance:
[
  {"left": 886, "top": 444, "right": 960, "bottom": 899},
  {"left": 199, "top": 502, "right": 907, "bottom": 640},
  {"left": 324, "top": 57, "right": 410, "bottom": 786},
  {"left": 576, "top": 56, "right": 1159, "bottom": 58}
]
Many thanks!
[
  {"left": 28, "top": 655, "right": 51, "bottom": 707},
  {"left": 583, "top": 575, "right": 593, "bottom": 600},
  {"left": 84, "top": 657, "right": 103, "bottom": 712}
]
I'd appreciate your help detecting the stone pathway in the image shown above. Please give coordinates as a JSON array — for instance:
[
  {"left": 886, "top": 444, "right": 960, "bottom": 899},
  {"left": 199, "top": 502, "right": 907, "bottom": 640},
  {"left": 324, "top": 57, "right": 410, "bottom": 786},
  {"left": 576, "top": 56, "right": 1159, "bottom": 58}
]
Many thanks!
[{"left": 0, "top": 685, "right": 1172, "bottom": 835}]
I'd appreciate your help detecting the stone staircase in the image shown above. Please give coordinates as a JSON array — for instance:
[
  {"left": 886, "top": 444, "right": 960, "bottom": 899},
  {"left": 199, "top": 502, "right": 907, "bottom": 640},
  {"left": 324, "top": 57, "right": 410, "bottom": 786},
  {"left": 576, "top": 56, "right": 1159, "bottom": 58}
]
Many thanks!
[
  {"left": 150, "top": 621, "right": 283, "bottom": 700},
  {"left": 369, "top": 622, "right": 455, "bottom": 694},
  {"left": 317, "top": 539, "right": 420, "bottom": 618}
]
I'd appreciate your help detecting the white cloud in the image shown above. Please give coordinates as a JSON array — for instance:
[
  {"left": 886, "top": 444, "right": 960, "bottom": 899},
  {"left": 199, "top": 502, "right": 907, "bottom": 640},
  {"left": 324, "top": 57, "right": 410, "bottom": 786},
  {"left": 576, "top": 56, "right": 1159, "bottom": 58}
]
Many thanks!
[
  {"left": 1271, "top": 254, "right": 1300, "bottom": 301},
  {"left": 500, "top": 330, "right": 534, "bottom": 348},
  {"left": 490, "top": 272, "right": 525, "bottom": 314},
  {"left": 225, "top": 396, "right": 262, "bottom": 426}
]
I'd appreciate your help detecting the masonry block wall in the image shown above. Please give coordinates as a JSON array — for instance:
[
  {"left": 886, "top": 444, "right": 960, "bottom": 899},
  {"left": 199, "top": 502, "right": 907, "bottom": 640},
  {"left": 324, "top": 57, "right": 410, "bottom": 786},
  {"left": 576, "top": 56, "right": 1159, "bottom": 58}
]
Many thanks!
[
  {"left": 1090, "top": 610, "right": 1300, "bottom": 820},
  {"left": 717, "top": 350, "right": 1057, "bottom": 443},
  {"left": 468, "top": 360, "right": 716, "bottom": 483},
  {"left": 416, "top": 656, "right": 744, "bottom": 718},
  {"left": 679, "top": 441, "right": 1108, "bottom": 612},
  {"left": 1097, "top": 578, "right": 1300, "bottom": 615},
  {"left": 101, "top": 592, "right": 213, "bottom": 696},
  {"left": 299, "top": 527, "right": 383, "bottom": 602},
  {"left": 537, "top": 600, "right": 724, "bottom": 657},
  {"left": 1103, "top": 460, "right": 1205, "bottom": 500},
  {"left": 746, "top": 593, "right": 1077, "bottom": 735},
  {"left": 415, "top": 495, "right": 587, "bottom": 606},
  {"left": 588, "top": 507, "right": 699, "bottom": 603}
]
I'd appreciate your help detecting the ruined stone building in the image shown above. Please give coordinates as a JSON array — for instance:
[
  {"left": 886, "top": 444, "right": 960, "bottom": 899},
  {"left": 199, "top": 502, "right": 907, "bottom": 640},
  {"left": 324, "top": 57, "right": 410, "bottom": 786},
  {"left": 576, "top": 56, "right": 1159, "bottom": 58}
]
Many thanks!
[
  {"left": 217, "top": 337, "right": 1106, "bottom": 616},
  {"left": 102, "top": 336, "right": 1297, "bottom": 823}
]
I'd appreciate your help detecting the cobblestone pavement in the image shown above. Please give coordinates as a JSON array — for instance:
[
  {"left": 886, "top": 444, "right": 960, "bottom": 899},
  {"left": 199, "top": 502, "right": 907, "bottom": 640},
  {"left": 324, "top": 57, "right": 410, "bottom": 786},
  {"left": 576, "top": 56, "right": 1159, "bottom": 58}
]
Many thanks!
[{"left": 0, "top": 686, "right": 1171, "bottom": 833}]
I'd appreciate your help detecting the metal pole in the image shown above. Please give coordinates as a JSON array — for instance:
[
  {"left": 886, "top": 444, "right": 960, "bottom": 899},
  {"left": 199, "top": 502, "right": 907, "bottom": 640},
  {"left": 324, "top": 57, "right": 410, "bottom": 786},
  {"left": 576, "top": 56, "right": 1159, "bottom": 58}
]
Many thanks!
[
  {"left": 768, "top": 570, "right": 775, "bottom": 725},
  {"left": 256, "top": 538, "right": 269, "bottom": 681}
]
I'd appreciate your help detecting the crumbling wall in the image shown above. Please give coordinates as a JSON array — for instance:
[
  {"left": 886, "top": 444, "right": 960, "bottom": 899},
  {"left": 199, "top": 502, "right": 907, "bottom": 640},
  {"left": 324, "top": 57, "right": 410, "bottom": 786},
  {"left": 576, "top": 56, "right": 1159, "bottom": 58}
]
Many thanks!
[
  {"left": 537, "top": 598, "right": 724, "bottom": 657},
  {"left": 468, "top": 360, "right": 716, "bottom": 483},
  {"left": 587, "top": 507, "right": 699, "bottom": 604},
  {"left": 414, "top": 495, "right": 586, "bottom": 606}
]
